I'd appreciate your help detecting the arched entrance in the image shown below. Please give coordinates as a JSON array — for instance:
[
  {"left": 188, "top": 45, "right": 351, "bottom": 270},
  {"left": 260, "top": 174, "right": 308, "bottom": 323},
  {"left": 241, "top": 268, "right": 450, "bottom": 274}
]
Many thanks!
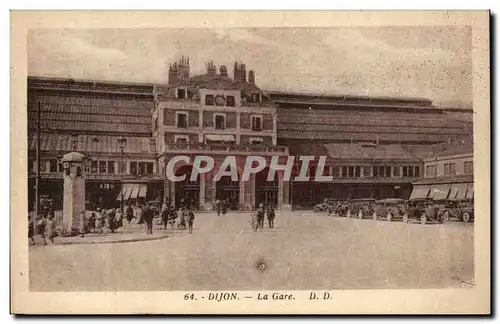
[
  {"left": 175, "top": 165, "right": 200, "bottom": 209},
  {"left": 255, "top": 167, "right": 279, "bottom": 208},
  {"left": 216, "top": 176, "right": 240, "bottom": 210}
]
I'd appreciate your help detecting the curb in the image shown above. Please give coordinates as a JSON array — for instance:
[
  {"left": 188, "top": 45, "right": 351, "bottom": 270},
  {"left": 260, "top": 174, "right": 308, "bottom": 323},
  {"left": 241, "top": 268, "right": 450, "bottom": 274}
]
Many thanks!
[{"left": 54, "top": 234, "right": 170, "bottom": 245}]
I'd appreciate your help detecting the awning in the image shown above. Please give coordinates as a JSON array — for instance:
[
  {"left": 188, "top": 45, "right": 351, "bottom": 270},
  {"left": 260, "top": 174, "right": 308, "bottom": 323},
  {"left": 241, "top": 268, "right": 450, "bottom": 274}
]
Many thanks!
[
  {"left": 129, "top": 184, "right": 140, "bottom": 200},
  {"left": 466, "top": 183, "right": 474, "bottom": 200},
  {"left": 138, "top": 184, "right": 147, "bottom": 198},
  {"left": 117, "top": 184, "right": 139, "bottom": 201},
  {"left": 450, "top": 183, "right": 469, "bottom": 200},
  {"left": 429, "top": 185, "right": 451, "bottom": 200},
  {"left": 409, "top": 186, "right": 430, "bottom": 200},
  {"left": 205, "top": 134, "right": 236, "bottom": 142}
]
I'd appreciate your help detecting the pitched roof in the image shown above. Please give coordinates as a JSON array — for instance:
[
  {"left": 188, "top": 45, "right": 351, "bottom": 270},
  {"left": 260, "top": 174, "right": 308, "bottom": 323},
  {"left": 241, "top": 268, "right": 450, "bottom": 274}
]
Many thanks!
[{"left": 28, "top": 133, "right": 156, "bottom": 154}]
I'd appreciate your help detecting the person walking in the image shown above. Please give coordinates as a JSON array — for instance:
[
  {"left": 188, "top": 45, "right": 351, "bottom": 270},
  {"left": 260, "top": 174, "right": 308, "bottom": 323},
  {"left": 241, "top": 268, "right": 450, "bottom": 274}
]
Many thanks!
[
  {"left": 79, "top": 211, "right": 86, "bottom": 238},
  {"left": 36, "top": 214, "right": 47, "bottom": 245},
  {"left": 142, "top": 204, "right": 153, "bottom": 235},
  {"left": 215, "top": 199, "right": 221, "bottom": 217},
  {"left": 267, "top": 205, "right": 276, "bottom": 229},
  {"left": 95, "top": 208, "right": 104, "bottom": 235},
  {"left": 125, "top": 205, "right": 134, "bottom": 224},
  {"left": 178, "top": 206, "right": 186, "bottom": 230},
  {"left": 28, "top": 216, "right": 35, "bottom": 246},
  {"left": 46, "top": 214, "right": 56, "bottom": 244},
  {"left": 186, "top": 206, "right": 195, "bottom": 234},
  {"left": 257, "top": 203, "right": 265, "bottom": 230},
  {"left": 161, "top": 204, "right": 169, "bottom": 231},
  {"left": 108, "top": 209, "right": 116, "bottom": 233}
]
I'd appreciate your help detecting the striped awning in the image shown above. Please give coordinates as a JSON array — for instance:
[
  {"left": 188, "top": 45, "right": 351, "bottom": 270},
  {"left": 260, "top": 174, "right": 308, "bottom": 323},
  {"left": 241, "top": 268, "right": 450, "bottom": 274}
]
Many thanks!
[
  {"left": 449, "top": 183, "right": 469, "bottom": 201},
  {"left": 429, "top": 185, "right": 451, "bottom": 201},
  {"left": 409, "top": 186, "right": 430, "bottom": 200},
  {"left": 205, "top": 134, "right": 236, "bottom": 142},
  {"left": 466, "top": 183, "right": 474, "bottom": 200},
  {"left": 117, "top": 184, "right": 141, "bottom": 201},
  {"left": 138, "top": 184, "right": 147, "bottom": 198}
]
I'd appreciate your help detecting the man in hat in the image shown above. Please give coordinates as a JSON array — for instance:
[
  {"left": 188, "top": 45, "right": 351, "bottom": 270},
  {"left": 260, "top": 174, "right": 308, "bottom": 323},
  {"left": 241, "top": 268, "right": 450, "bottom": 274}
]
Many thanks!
[{"left": 142, "top": 203, "right": 154, "bottom": 235}]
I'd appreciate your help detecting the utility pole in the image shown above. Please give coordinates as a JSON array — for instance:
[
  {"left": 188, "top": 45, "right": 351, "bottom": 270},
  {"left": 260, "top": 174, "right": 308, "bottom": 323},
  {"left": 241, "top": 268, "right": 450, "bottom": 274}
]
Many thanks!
[{"left": 34, "top": 101, "right": 41, "bottom": 232}]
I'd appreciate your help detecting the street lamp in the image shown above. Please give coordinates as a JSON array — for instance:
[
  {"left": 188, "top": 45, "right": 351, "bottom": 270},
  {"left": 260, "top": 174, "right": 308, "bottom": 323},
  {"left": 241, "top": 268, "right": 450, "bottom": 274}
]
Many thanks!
[{"left": 118, "top": 136, "right": 127, "bottom": 213}]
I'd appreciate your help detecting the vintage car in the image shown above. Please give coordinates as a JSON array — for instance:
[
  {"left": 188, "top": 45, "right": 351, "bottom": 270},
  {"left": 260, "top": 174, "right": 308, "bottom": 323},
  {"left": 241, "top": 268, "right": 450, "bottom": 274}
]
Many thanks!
[
  {"left": 313, "top": 198, "right": 336, "bottom": 213},
  {"left": 441, "top": 199, "right": 475, "bottom": 223},
  {"left": 407, "top": 198, "right": 444, "bottom": 225},
  {"left": 346, "top": 198, "right": 376, "bottom": 219},
  {"left": 372, "top": 198, "right": 408, "bottom": 222}
]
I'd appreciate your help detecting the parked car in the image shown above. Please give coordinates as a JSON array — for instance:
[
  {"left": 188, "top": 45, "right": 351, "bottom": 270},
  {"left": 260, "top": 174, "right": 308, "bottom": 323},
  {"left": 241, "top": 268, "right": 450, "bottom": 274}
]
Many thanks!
[
  {"left": 347, "top": 198, "right": 376, "bottom": 219},
  {"left": 441, "top": 199, "right": 475, "bottom": 223},
  {"left": 407, "top": 198, "right": 444, "bottom": 225},
  {"left": 373, "top": 198, "right": 408, "bottom": 222},
  {"left": 313, "top": 198, "right": 336, "bottom": 213}
]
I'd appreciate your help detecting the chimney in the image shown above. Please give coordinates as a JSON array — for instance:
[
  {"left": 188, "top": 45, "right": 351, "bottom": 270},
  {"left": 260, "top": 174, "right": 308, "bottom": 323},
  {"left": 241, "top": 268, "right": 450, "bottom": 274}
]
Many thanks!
[
  {"left": 220, "top": 65, "right": 228, "bottom": 77},
  {"left": 177, "top": 56, "right": 190, "bottom": 81},
  {"left": 207, "top": 60, "right": 216, "bottom": 77},
  {"left": 168, "top": 62, "right": 178, "bottom": 85},
  {"left": 233, "top": 62, "right": 240, "bottom": 82},
  {"left": 248, "top": 70, "right": 255, "bottom": 84},
  {"left": 240, "top": 63, "right": 247, "bottom": 82}
]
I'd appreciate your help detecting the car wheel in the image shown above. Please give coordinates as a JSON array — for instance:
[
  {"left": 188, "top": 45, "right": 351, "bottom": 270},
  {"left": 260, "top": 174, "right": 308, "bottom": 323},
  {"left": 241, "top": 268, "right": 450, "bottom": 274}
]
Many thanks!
[
  {"left": 372, "top": 211, "right": 377, "bottom": 220},
  {"left": 420, "top": 215, "right": 427, "bottom": 225},
  {"left": 347, "top": 209, "right": 351, "bottom": 218},
  {"left": 358, "top": 210, "right": 363, "bottom": 219},
  {"left": 402, "top": 213, "right": 409, "bottom": 223},
  {"left": 443, "top": 211, "right": 450, "bottom": 222},
  {"left": 462, "top": 212, "right": 471, "bottom": 223},
  {"left": 386, "top": 212, "right": 392, "bottom": 222}
]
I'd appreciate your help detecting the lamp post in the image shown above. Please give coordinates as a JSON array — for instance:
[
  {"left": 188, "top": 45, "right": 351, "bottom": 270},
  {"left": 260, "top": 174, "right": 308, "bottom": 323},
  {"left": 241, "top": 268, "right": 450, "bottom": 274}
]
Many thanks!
[{"left": 118, "top": 136, "right": 127, "bottom": 213}]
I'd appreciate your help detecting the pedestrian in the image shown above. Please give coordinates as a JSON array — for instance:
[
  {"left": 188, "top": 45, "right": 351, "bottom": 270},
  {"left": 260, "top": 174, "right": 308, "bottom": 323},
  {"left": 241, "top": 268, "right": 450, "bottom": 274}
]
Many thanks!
[
  {"left": 161, "top": 204, "right": 169, "bottom": 231},
  {"left": 95, "top": 208, "right": 104, "bottom": 235},
  {"left": 267, "top": 205, "right": 276, "bottom": 228},
  {"left": 142, "top": 204, "right": 153, "bottom": 235},
  {"left": 178, "top": 206, "right": 186, "bottom": 230},
  {"left": 46, "top": 214, "right": 56, "bottom": 244},
  {"left": 215, "top": 199, "right": 221, "bottom": 216},
  {"left": 108, "top": 209, "right": 116, "bottom": 233},
  {"left": 28, "top": 216, "right": 35, "bottom": 246},
  {"left": 257, "top": 203, "right": 265, "bottom": 230},
  {"left": 168, "top": 205, "right": 177, "bottom": 229},
  {"left": 222, "top": 200, "right": 228, "bottom": 217},
  {"left": 126, "top": 205, "right": 134, "bottom": 224},
  {"left": 36, "top": 214, "right": 47, "bottom": 245},
  {"left": 89, "top": 212, "right": 96, "bottom": 233},
  {"left": 186, "top": 206, "right": 195, "bottom": 234},
  {"left": 79, "top": 211, "right": 86, "bottom": 238}
]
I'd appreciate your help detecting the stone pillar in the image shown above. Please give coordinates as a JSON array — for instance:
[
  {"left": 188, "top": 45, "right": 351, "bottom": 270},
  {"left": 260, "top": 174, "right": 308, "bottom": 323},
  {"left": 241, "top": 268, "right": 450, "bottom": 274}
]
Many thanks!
[
  {"left": 239, "top": 178, "right": 245, "bottom": 209},
  {"left": 62, "top": 152, "right": 87, "bottom": 232}
]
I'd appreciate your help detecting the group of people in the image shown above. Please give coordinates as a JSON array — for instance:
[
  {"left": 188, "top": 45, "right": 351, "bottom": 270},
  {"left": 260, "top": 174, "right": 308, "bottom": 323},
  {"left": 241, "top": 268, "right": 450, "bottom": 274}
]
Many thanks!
[
  {"left": 28, "top": 210, "right": 56, "bottom": 246},
  {"left": 252, "top": 203, "right": 276, "bottom": 232},
  {"left": 81, "top": 207, "right": 123, "bottom": 237},
  {"left": 159, "top": 199, "right": 196, "bottom": 234}
]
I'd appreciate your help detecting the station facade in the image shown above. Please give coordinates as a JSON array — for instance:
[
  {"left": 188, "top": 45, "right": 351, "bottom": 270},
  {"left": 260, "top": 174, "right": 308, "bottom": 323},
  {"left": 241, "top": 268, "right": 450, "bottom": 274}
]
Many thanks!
[{"left": 27, "top": 56, "right": 474, "bottom": 211}]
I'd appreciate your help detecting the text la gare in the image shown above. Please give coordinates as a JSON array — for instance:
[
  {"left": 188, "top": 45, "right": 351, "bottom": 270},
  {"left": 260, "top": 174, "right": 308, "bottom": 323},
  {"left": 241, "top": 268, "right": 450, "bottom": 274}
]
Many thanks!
[{"left": 257, "top": 293, "right": 295, "bottom": 300}]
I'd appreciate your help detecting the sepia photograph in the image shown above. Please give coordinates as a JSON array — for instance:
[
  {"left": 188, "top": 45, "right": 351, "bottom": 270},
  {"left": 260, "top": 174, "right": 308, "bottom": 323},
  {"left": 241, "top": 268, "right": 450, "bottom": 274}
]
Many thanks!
[{"left": 10, "top": 10, "right": 490, "bottom": 314}]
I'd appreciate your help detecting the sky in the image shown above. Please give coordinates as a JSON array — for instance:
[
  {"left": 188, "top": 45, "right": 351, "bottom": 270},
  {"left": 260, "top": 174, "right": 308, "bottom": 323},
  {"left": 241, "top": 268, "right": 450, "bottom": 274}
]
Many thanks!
[{"left": 28, "top": 27, "right": 472, "bottom": 108}]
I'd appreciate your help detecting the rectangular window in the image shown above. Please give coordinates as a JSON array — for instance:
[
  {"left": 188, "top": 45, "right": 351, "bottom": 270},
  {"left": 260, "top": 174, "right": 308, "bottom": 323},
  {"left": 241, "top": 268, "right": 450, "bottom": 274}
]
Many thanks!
[
  {"left": 450, "top": 163, "right": 456, "bottom": 175},
  {"left": 385, "top": 166, "right": 391, "bottom": 177},
  {"left": 175, "top": 136, "right": 189, "bottom": 144},
  {"left": 332, "top": 167, "right": 340, "bottom": 178},
  {"left": 393, "top": 166, "right": 400, "bottom": 177},
  {"left": 146, "top": 162, "right": 154, "bottom": 174},
  {"left": 176, "top": 112, "right": 188, "bottom": 128},
  {"left": 107, "top": 161, "right": 115, "bottom": 174},
  {"left": 138, "top": 162, "right": 146, "bottom": 175},
  {"left": 341, "top": 166, "right": 348, "bottom": 178},
  {"left": 354, "top": 166, "right": 361, "bottom": 178},
  {"left": 177, "top": 88, "right": 186, "bottom": 99},
  {"left": 121, "top": 162, "right": 127, "bottom": 174},
  {"left": 99, "top": 161, "right": 107, "bottom": 173},
  {"left": 49, "top": 159, "right": 58, "bottom": 173},
  {"left": 464, "top": 161, "right": 473, "bottom": 174},
  {"left": 402, "top": 166, "right": 408, "bottom": 177},
  {"left": 205, "top": 94, "right": 214, "bottom": 105},
  {"left": 444, "top": 163, "right": 449, "bottom": 175},
  {"left": 130, "top": 162, "right": 137, "bottom": 175},
  {"left": 414, "top": 166, "right": 420, "bottom": 177},
  {"left": 91, "top": 161, "right": 98, "bottom": 173},
  {"left": 252, "top": 116, "right": 262, "bottom": 131},
  {"left": 426, "top": 165, "right": 432, "bottom": 177},
  {"left": 215, "top": 115, "right": 225, "bottom": 130},
  {"left": 227, "top": 95, "right": 235, "bottom": 107},
  {"left": 408, "top": 166, "right": 414, "bottom": 177}
]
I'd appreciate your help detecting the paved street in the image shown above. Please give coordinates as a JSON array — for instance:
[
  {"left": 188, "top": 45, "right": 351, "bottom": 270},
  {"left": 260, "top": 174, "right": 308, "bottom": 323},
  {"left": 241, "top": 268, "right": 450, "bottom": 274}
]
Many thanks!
[{"left": 29, "top": 212, "right": 474, "bottom": 291}]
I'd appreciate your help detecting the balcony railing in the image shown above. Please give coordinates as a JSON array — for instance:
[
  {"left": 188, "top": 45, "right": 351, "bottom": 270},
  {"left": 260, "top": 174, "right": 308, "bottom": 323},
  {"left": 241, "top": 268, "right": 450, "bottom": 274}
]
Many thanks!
[{"left": 163, "top": 143, "right": 289, "bottom": 155}]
